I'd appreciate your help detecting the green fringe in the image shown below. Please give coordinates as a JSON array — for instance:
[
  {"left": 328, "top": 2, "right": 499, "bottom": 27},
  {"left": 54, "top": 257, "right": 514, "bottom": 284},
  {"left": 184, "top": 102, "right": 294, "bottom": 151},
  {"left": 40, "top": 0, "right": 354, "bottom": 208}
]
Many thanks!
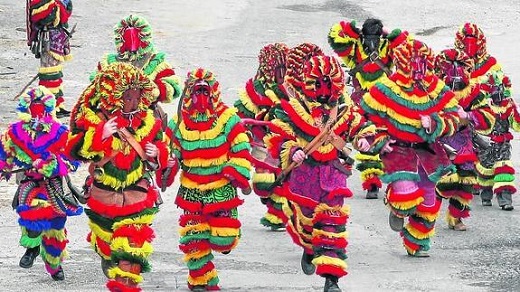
[
  {"left": 355, "top": 161, "right": 383, "bottom": 172},
  {"left": 179, "top": 232, "right": 210, "bottom": 244},
  {"left": 494, "top": 173, "right": 515, "bottom": 182},
  {"left": 381, "top": 171, "right": 420, "bottom": 184},
  {"left": 234, "top": 100, "right": 255, "bottom": 119},
  {"left": 225, "top": 164, "right": 251, "bottom": 180},
  {"left": 208, "top": 235, "right": 238, "bottom": 247},
  {"left": 207, "top": 276, "right": 220, "bottom": 287},
  {"left": 111, "top": 250, "right": 152, "bottom": 273},
  {"left": 85, "top": 208, "right": 115, "bottom": 231},
  {"left": 230, "top": 142, "right": 251, "bottom": 153},
  {"left": 19, "top": 233, "right": 42, "bottom": 248},
  {"left": 187, "top": 253, "right": 214, "bottom": 270},
  {"left": 428, "top": 164, "right": 456, "bottom": 183},
  {"left": 114, "top": 207, "right": 159, "bottom": 222}
]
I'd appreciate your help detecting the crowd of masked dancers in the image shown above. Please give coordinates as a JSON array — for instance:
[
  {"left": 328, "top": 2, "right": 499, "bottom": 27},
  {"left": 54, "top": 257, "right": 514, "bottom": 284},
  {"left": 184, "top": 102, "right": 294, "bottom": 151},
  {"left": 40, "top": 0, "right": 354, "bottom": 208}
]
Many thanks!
[{"left": 0, "top": 1, "right": 518, "bottom": 292}]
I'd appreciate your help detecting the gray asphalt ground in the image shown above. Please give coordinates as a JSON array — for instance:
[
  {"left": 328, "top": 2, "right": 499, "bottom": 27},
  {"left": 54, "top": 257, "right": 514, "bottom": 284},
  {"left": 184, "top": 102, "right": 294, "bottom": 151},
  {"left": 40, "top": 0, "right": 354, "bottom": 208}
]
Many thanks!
[{"left": 0, "top": 1, "right": 519, "bottom": 291}]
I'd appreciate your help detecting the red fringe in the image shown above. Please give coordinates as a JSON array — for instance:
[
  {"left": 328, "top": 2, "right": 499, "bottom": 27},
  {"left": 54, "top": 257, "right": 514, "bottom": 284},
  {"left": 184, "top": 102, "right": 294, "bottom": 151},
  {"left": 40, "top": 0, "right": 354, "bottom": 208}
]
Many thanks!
[
  {"left": 202, "top": 197, "right": 244, "bottom": 214},
  {"left": 453, "top": 153, "right": 478, "bottom": 164},
  {"left": 86, "top": 188, "right": 157, "bottom": 218},
  {"left": 210, "top": 242, "right": 236, "bottom": 252},
  {"left": 401, "top": 236, "right": 420, "bottom": 253},
  {"left": 189, "top": 261, "right": 216, "bottom": 278},
  {"left": 175, "top": 196, "right": 203, "bottom": 213},
  {"left": 326, "top": 188, "right": 353, "bottom": 201},
  {"left": 179, "top": 214, "right": 206, "bottom": 227},
  {"left": 221, "top": 166, "right": 249, "bottom": 190},
  {"left": 312, "top": 212, "right": 348, "bottom": 226},
  {"left": 206, "top": 285, "right": 221, "bottom": 291},
  {"left": 494, "top": 165, "right": 515, "bottom": 175},
  {"left": 266, "top": 204, "right": 288, "bottom": 223},
  {"left": 18, "top": 206, "right": 58, "bottom": 221},
  {"left": 315, "top": 265, "right": 347, "bottom": 278},
  {"left": 494, "top": 185, "right": 517, "bottom": 194},
  {"left": 96, "top": 236, "right": 112, "bottom": 258},
  {"left": 361, "top": 176, "right": 383, "bottom": 191},
  {"left": 407, "top": 217, "right": 431, "bottom": 234},
  {"left": 285, "top": 223, "right": 308, "bottom": 251},
  {"left": 311, "top": 236, "right": 348, "bottom": 249},
  {"left": 180, "top": 240, "right": 210, "bottom": 254},
  {"left": 207, "top": 217, "right": 241, "bottom": 228},
  {"left": 387, "top": 187, "right": 424, "bottom": 203},
  {"left": 448, "top": 204, "right": 470, "bottom": 219},
  {"left": 42, "top": 236, "right": 68, "bottom": 251},
  {"left": 112, "top": 225, "right": 155, "bottom": 247},
  {"left": 106, "top": 280, "right": 141, "bottom": 292},
  {"left": 277, "top": 184, "right": 319, "bottom": 209}
]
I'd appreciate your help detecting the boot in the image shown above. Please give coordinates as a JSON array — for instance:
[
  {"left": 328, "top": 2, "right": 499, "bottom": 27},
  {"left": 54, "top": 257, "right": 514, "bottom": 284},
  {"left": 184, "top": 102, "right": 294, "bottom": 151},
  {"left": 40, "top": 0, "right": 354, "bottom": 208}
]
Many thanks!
[
  {"left": 388, "top": 211, "right": 404, "bottom": 232},
  {"left": 55, "top": 107, "right": 71, "bottom": 118},
  {"left": 323, "top": 275, "right": 342, "bottom": 292},
  {"left": 19, "top": 246, "right": 40, "bottom": 268},
  {"left": 365, "top": 185, "right": 379, "bottom": 199},
  {"left": 300, "top": 251, "right": 315, "bottom": 275},
  {"left": 191, "top": 285, "right": 206, "bottom": 292},
  {"left": 51, "top": 266, "right": 65, "bottom": 281},
  {"left": 481, "top": 188, "right": 493, "bottom": 206},
  {"left": 408, "top": 250, "right": 430, "bottom": 257},
  {"left": 498, "top": 191, "right": 514, "bottom": 211}
]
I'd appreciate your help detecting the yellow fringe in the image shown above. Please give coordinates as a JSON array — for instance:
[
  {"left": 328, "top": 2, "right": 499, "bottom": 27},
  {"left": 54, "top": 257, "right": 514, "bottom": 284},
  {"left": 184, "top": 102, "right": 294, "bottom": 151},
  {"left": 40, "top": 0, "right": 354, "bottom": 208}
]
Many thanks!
[
  {"left": 110, "top": 237, "right": 154, "bottom": 258},
  {"left": 183, "top": 154, "right": 228, "bottom": 168},
  {"left": 79, "top": 128, "right": 104, "bottom": 159},
  {"left": 108, "top": 267, "right": 144, "bottom": 283},
  {"left": 414, "top": 208, "right": 440, "bottom": 222},
  {"left": 493, "top": 181, "right": 516, "bottom": 192},
  {"left": 313, "top": 229, "right": 348, "bottom": 239},
  {"left": 237, "top": 88, "right": 260, "bottom": 115},
  {"left": 99, "top": 164, "right": 144, "bottom": 190},
  {"left": 178, "top": 223, "right": 210, "bottom": 237},
  {"left": 30, "top": 198, "right": 49, "bottom": 208},
  {"left": 315, "top": 203, "right": 350, "bottom": 216},
  {"left": 360, "top": 168, "right": 384, "bottom": 180},
  {"left": 270, "top": 193, "right": 288, "bottom": 204},
  {"left": 180, "top": 175, "right": 228, "bottom": 191},
  {"left": 272, "top": 119, "right": 296, "bottom": 137},
  {"left": 227, "top": 157, "right": 252, "bottom": 170},
  {"left": 113, "top": 214, "right": 154, "bottom": 230},
  {"left": 188, "top": 269, "right": 218, "bottom": 286},
  {"left": 231, "top": 132, "right": 250, "bottom": 147},
  {"left": 43, "top": 229, "right": 67, "bottom": 241},
  {"left": 183, "top": 248, "right": 212, "bottom": 262},
  {"left": 475, "top": 162, "right": 495, "bottom": 177},
  {"left": 252, "top": 172, "right": 275, "bottom": 184},
  {"left": 405, "top": 224, "right": 435, "bottom": 240},
  {"left": 179, "top": 108, "right": 238, "bottom": 141},
  {"left": 48, "top": 51, "right": 66, "bottom": 63},
  {"left": 42, "top": 250, "right": 67, "bottom": 266},
  {"left": 38, "top": 64, "right": 63, "bottom": 74},
  {"left": 389, "top": 197, "right": 424, "bottom": 211},
  {"left": 264, "top": 89, "right": 282, "bottom": 105},
  {"left": 493, "top": 160, "right": 514, "bottom": 169},
  {"left": 312, "top": 255, "right": 347, "bottom": 270},
  {"left": 354, "top": 151, "right": 380, "bottom": 161},
  {"left": 210, "top": 227, "right": 240, "bottom": 237},
  {"left": 31, "top": 1, "right": 54, "bottom": 19},
  {"left": 88, "top": 220, "right": 113, "bottom": 245},
  {"left": 477, "top": 177, "right": 495, "bottom": 187},
  {"left": 280, "top": 140, "right": 298, "bottom": 170},
  {"left": 89, "top": 233, "right": 111, "bottom": 260},
  {"left": 263, "top": 213, "right": 283, "bottom": 224},
  {"left": 446, "top": 213, "right": 459, "bottom": 227}
]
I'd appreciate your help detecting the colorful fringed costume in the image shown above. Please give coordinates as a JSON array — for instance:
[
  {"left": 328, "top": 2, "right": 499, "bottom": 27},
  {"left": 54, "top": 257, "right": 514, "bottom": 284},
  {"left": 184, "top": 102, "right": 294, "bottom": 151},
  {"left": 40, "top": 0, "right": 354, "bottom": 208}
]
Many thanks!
[
  {"left": 90, "top": 14, "right": 182, "bottom": 130},
  {"left": 265, "top": 55, "right": 365, "bottom": 292},
  {"left": 0, "top": 86, "right": 82, "bottom": 280},
  {"left": 67, "top": 62, "right": 169, "bottom": 291},
  {"left": 474, "top": 71, "right": 519, "bottom": 210},
  {"left": 234, "top": 43, "right": 290, "bottom": 230},
  {"left": 455, "top": 23, "right": 503, "bottom": 92},
  {"left": 434, "top": 48, "right": 495, "bottom": 230},
  {"left": 360, "top": 40, "right": 460, "bottom": 256},
  {"left": 328, "top": 19, "right": 408, "bottom": 199},
  {"left": 27, "top": 0, "right": 74, "bottom": 116},
  {"left": 162, "top": 68, "right": 252, "bottom": 291}
]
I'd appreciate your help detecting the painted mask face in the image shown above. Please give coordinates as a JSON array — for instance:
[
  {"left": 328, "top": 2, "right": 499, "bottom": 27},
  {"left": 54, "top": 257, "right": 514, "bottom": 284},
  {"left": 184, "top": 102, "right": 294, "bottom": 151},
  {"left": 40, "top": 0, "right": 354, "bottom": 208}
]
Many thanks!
[
  {"left": 462, "top": 36, "right": 478, "bottom": 58},
  {"left": 121, "top": 27, "right": 143, "bottom": 53},
  {"left": 122, "top": 88, "right": 142, "bottom": 114},
  {"left": 191, "top": 81, "right": 212, "bottom": 113},
  {"left": 362, "top": 34, "right": 381, "bottom": 55},
  {"left": 28, "top": 99, "right": 46, "bottom": 118},
  {"left": 411, "top": 55, "right": 427, "bottom": 82},
  {"left": 443, "top": 62, "right": 468, "bottom": 90},
  {"left": 490, "top": 83, "right": 505, "bottom": 104},
  {"left": 313, "top": 76, "right": 333, "bottom": 104}
]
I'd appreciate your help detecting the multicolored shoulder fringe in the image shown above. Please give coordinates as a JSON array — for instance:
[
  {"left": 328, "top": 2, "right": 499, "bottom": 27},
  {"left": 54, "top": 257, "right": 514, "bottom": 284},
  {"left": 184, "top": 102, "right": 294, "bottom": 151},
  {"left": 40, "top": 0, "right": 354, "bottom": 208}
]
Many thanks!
[
  {"left": 0, "top": 86, "right": 81, "bottom": 278},
  {"left": 67, "top": 62, "right": 169, "bottom": 292},
  {"left": 164, "top": 68, "right": 252, "bottom": 291}
]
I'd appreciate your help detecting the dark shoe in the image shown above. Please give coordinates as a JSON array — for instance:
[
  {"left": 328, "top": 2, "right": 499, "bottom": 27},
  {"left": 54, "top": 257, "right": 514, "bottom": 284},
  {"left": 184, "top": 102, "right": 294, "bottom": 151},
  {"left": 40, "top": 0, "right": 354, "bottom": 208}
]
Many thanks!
[
  {"left": 191, "top": 285, "right": 206, "bottom": 292},
  {"left": 365, "top": 187, "right": 379, "bottom": 199},
  {"left": 324, "top": 275, "right": 342, "bottom": 292},
  {"left": 388, "top": 211, "right": 404, "bottom": 232},
  {"left": 101, "top": 258, "right": 114, "bottom": 278},
  {"left": 19, "top": 246, "right": 40, "bottom": 268},
  {"left": 221, "top": 250, "right": 231, "bottom": 255},
  {"left": 482, "top": 199, "right": 492, "bottom": 206},
  {"left": 56, "top": 108, "right": 71, "bottom": 118},
  {"left": 408, "top": 250, "right": 430, "bottom": 258},
  {"left": 51, "top": 266, "right": 65, "bottom": 281},
  {"left": 301, "top": 251, "right": 315, "bottom": 275},
  {"left": 501, "top": 204, "right": 514, "bottom": 211}
]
